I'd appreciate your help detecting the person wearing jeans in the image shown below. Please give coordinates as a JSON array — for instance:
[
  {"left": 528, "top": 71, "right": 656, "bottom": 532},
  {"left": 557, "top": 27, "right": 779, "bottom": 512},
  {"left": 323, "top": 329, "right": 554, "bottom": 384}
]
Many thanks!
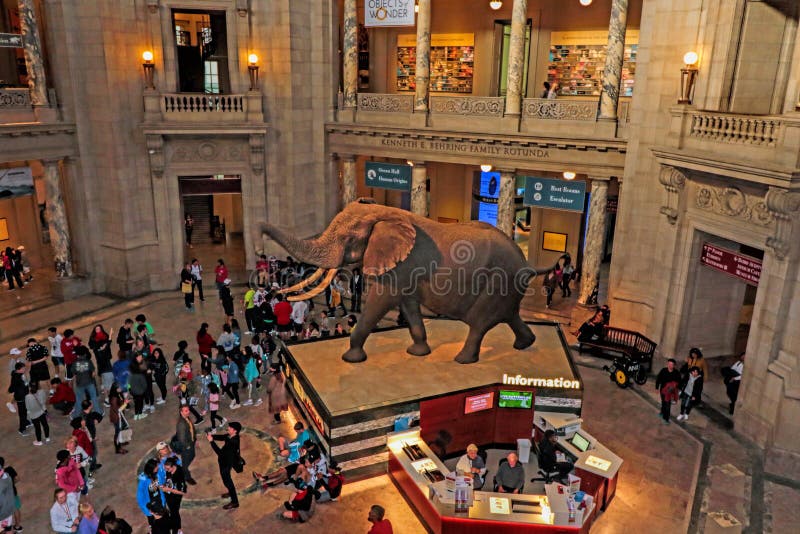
[
  {"left": 655, "top": 359, "right": 682, "bottom": 424},
  {"left": 24, "top": 382, "right": 50, "bottom": 445},
  {"left": 70, "top": 348, "right": 102, "bottom": 419}
]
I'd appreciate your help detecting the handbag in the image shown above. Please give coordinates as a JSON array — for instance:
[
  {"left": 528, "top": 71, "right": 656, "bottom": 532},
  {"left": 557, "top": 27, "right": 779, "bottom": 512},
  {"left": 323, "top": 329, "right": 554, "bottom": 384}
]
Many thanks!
[
  {"left": 5, "top": 402, "right": 16, "bottom": 414},
  {"left": 232, "top": 454, "right": 246, "bottom": 473},
  {"left": 180, "top": 281, "right": 193, "bottom": 294},
  {"left": 117, "top": 412, "right": 132, "bottom": 444}
]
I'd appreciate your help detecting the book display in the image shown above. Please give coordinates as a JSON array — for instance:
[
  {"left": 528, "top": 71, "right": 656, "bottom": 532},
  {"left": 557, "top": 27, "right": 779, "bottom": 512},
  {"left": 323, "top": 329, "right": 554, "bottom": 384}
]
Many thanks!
[
  {"left": 397, "top": 33, "right": 474, "bottom": 93},
  {"left": 548, "top": 30, "right": 638, "bottom": 97}
]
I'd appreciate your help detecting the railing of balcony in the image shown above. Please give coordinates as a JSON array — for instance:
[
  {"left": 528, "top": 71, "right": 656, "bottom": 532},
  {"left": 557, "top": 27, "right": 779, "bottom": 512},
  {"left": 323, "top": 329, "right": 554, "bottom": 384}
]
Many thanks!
[
  {"left": 0, "top": 88, "right": 32, "bottom": 109},
  {"left": 430, "top": 96, "right": 504, "bottom": 117},
  {"left": 522, "top": 98, "right": 598, "bottom": 121},
  {"left": 689, "top": 112, "right": 782, "bottom": 147},
  {"left": 162, "top": 93, "right": 246, "bottom": 114},
  {"left": 357, "top": 93, "right": 413, "bottom": 113}
]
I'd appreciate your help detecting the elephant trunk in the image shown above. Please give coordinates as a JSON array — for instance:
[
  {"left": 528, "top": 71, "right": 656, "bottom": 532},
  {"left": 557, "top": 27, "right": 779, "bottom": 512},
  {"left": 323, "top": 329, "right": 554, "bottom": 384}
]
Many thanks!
[{"left": 259, "top": 222, "right": 344, "bottom": 269}]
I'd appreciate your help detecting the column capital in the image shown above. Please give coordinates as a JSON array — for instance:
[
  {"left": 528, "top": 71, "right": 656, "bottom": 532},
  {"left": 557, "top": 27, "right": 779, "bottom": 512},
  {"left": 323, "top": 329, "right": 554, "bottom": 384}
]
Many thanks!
[{"left": 338, "top": 153, "right": 356, "bottom": 162}]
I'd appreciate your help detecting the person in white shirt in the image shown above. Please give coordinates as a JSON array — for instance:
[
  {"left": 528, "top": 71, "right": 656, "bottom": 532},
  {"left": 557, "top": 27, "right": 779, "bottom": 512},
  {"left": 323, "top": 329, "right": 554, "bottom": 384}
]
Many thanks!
[
  {"left": 290, "top": 301, "right": 308, "bottom": 340},
  {"left": 50, "top": 488, "right": 80, "bottom": 534},
  {"left": 48, "top": 327, "right": 65, "bottom": 379},
  {"left": 190, "top": 258, "right": 205, "bottom": 302},
  {"left": 456, "top": 444, "right": 486, "bottom": 490},
  {"left": 727, "top": 352, "right": 745, "bottom": 414}
]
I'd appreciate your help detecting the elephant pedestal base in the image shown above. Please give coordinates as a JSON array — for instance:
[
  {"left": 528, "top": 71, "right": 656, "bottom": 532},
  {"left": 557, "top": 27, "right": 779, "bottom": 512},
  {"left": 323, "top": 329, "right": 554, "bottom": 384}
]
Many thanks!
[{"left": 280, "top": 318, "right": 584, "bottom": 480}]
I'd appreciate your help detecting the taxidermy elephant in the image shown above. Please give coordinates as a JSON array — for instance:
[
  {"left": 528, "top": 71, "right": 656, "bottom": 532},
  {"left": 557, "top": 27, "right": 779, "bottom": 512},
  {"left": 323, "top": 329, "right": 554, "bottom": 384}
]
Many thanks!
[{"left": 258, "top": 200, "right": 557, "bottom": 364}]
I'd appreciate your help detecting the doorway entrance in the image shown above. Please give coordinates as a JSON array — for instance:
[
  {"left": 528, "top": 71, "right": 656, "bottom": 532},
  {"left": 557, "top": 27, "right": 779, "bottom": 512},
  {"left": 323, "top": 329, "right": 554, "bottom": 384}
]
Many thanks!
[{"left": 179, "top": 175, "right": 245, "bottom": 280}]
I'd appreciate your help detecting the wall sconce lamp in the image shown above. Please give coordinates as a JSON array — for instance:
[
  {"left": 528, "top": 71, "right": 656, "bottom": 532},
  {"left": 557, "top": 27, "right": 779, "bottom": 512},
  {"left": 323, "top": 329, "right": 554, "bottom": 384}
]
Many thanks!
[
  {"left": 248, "top": 53, "right": 259, "bottom": 90},
  {"left": 480, "top": 164, "right": 493, "bottom": 172},
  {"left": 679, "top": 51, "right": 699, "bottom": 105},
  {"left": 563, "top": 171, "right": 576, "bottom": 180},
  {"left": 414, "top": 2, "right": 419, "bottom": 13},
  {"left": 142, "top": 50, "right": 155, "bottom": 89},
  {"left": 489, "top": 1, "right": 503, "bottom": 10},
  {"left": 579, "top": 0, "right": 593, "bottom": 6}
]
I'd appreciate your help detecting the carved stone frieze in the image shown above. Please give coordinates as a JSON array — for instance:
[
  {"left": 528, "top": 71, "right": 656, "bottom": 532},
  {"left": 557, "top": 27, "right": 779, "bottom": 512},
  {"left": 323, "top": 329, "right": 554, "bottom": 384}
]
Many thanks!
[
  {"left": 430, "top": 96, "right": 504, "bottom": 117},
  {"left": 168, "top": 140, "right": 247, "bottom": 164},
  {"left": 694, "top": 185, "right": 774, "bottom": 227},
  {"left": 357, "top": 93, "right": 413, "bottom": 113}
]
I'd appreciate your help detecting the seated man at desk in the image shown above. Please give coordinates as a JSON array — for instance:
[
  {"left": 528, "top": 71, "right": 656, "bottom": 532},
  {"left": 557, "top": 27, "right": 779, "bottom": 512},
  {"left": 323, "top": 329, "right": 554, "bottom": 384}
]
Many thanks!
[
  {"left": 494, "top": 452, "right": 525, "bottom": 494},
  {"left": 538, "top": 430, "right": 574, "bottom": 482},
  {"left": 456, "top": 444, "right": 486, "bottom": 490}
]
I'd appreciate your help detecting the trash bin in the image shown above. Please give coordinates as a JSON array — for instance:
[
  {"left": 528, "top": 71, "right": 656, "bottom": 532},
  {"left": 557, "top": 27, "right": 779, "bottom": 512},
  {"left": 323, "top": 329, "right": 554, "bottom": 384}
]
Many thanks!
[{"left": 517, "top": 438, "right": 532, "bottom": 463}]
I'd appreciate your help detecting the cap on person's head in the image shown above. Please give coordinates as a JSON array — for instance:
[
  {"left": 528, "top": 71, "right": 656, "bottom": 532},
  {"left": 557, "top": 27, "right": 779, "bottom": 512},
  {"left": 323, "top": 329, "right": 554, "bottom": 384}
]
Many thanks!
[
  {"left": 57, "top": 449, "right": 70, "bottom": 462},
  {"left": 224, "top": 278, "right": 232, "bottom": 286},
  {"left": 294, "top": 421, "right": 305, "bottom": 431},
  {"left": 466, "top": 444, "right": 478, "bottom": 453},
  {"left": 228, "top": 422, "right": 242, "bottom": 433},
  {"left": 156, "top": 441, "right": 169, "bottom": 451}
]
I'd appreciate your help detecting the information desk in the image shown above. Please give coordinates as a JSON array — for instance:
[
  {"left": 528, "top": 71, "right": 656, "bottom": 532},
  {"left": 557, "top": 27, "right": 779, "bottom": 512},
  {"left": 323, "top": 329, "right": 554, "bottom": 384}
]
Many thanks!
[
  {"left": 388, "top": 430, "right": 595, "bottom": 534},
  {"left": 534, "top": 415, "right": 623, "bottom": 512}
]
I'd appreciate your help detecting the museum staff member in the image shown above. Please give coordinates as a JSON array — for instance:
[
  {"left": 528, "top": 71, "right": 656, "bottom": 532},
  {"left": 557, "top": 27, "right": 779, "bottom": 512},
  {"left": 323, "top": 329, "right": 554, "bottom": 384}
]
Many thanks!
[
  {"left": 495, "top": 452, "right": 525, "bottom": 494},
  {"left": 456, "top": 444, "right": 486, "bottom": 490}
]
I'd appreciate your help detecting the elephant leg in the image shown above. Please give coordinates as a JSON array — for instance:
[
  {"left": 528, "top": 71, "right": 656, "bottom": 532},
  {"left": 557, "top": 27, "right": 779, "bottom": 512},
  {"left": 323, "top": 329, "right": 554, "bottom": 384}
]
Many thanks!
[
  {"left": 342, "top": 286, "right": 399, "bottom": 363},
  {"left": 401, "top": 299, "right": 430, "bottom": 357},
  {"left": 454, "top": 324, "right": 492, "bottom": 364},
  {"left": 508, "top": 314, "right": 536, "bottom": 350}
]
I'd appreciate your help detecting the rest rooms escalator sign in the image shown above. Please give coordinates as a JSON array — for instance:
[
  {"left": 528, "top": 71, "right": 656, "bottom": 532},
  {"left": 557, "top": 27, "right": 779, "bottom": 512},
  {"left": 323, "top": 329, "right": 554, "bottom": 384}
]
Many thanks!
[
  {"left": 523, "top": 177, "right": 586, "bottom": 213},
  {"left": 365, "top": 161, "right": 412, "bottom": 191}
]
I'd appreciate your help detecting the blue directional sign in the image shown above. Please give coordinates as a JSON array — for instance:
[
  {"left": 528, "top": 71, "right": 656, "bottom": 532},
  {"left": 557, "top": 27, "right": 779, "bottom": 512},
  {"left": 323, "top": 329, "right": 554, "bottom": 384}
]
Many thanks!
[
  {"left": 523, "top": 177, "right": 586, "bottom": 213},
  {"left": 365, "top": 161, "right": 412, "bottom": 191}
]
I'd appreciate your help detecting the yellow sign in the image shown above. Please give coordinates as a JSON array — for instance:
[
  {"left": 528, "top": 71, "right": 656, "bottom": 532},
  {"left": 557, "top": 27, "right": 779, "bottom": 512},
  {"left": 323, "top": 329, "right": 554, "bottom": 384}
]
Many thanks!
[
  {"left": 585, "top": 455, "right": 612, "bottom": 472},
  {"left": 542, "top": 231, "right": 568, "bottom": 253},
  {"left": 550, "top": 29, "right": 639, "bottom": 46},
  {"left": 397, "top": 33, "right": 475, "bottom": 47}
]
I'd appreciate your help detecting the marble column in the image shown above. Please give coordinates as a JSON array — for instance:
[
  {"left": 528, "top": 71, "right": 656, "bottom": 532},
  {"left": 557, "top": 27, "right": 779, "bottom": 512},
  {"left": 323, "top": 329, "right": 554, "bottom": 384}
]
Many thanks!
[
  {"left": 599, "top": 0, "right": 629, "bottom": 120},
  {"left": 341, "top": 155, "right": 357, "bottom": 206},
  {"left": 578, "top": 179, "right": 609, "bottom": 305},
  {"left": 18, "top": 0, "right": 48, "bottom": 106},
  {"left": 497, "top": 169, "right": 516, "bottom": 237},
  {"left": 410, "top": 162, "right": 428, "bottom": 216},
  {"left": 414, "top": 0, "right": 432, "bottom": 112},
  {"left": 42, "top": 159, "right": 72, "bottom": 277},
  {"left": 342, "top": 0, "right": 358, "bottom": 108},
  {"left": 504, "top": 0, "right": 528, "bottom": 116}
]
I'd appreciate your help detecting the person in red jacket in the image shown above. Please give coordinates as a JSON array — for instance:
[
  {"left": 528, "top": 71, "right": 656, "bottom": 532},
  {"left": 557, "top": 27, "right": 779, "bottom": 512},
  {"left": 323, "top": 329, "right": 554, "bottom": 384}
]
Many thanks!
[
  {"left": 273, "top": 294, "right": 293, "bottom": 341},
  {"left": 214, "top": 259, "right": 229, "bottom": 294},
  {"left": 70, "top": 418, "right": 94, "bottom": 458},
  {"left": 49, "top": 378, "right": 76, "bottom": 415},
  {"left": 367, "top": 505, "right": 393, "bottom": 534},
  {"left": 60, "top": 329, "right": 82, "bottom": 382},
  {"left": 196, "top": 323, "right": 216, "bottom": 374},
  {"left": 55, "top": 449, "right": 84, "bottom": 497}
]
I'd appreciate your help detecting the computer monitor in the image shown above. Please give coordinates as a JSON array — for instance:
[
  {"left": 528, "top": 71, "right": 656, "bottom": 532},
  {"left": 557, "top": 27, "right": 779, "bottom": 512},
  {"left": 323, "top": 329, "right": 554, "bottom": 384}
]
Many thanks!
[{"left": 570, "top": 432, "right": 591, "bottom": 452}]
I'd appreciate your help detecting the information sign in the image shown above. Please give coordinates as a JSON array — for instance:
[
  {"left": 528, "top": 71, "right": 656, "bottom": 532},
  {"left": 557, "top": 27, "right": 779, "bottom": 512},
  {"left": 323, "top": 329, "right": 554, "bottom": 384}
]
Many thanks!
[
  {"left": 700, "top": 243, "right": 761, "bottom": 286},
  {"left": 365, "top": 161, "right": 412, "bottom": 191},
  {"left": 523, "top": 177, "right": 586, "bottom": 213}
]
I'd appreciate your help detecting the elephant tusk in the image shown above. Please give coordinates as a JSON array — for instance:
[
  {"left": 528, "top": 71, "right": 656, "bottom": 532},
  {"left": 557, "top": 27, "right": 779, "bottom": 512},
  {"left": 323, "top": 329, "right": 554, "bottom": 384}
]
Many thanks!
[
  {"left": 286, "top": 269, "right": 338, "bottom": 301},
  {"left": 278, "top": 268, "right": 325, "bottom": 294}
]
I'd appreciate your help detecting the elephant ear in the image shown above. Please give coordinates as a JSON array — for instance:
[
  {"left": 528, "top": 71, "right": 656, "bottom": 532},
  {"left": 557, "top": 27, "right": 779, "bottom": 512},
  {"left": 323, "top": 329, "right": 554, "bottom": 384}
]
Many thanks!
[{"left": 362, "top": 220, "right": 416, "bottom": 277}]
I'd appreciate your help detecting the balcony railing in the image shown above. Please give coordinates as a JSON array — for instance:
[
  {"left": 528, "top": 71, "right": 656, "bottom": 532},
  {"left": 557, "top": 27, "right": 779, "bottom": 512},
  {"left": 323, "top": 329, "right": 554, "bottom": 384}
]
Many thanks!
[
  {"left": 430, "top": 96, "right": 504, "bottom": 117},
  {"left": 689, "top": 112, "right": 781, "bottom": 146},
  {"left": 0, "top": 88, "right": 31, "bottom": 109},
  {"left": 162, "top": 93, "right": 246, "bottom": 114},
  {"left": 522, "top": 98, "right": 598, "bottom": 121}
]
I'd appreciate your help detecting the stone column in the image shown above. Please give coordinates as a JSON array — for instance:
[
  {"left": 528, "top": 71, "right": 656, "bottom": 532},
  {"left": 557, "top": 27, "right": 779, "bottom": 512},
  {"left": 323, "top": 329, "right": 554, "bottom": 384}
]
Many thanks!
[
  {"left": 497, "top": 169, "right": 516, "bottom": 237},
  {"left": 599, "top": 0, "right": 629, "bottom": 120},
  {"left": 414, "top": 0, "right": 432, "bottom": 112},
  {"left": 342, "top": 0, "right": 358, "bottom": 108},
  {"left": 341, "top": 155, "right": 357, "bottom": 206},
  {"left": 410, "top": 162, "right": 428, "bottom": 216},
  {"left": 18, "top": 0, "right": 48, "bottom": 106},
  {"left": 42, "top": 159, "right": 72, "bottom": 277},
  {"left": 504, "top": 0, "right": 528, "bottom": 116},
  {"left": 578, "top": 179, "right": 609, "bottom": 305}
]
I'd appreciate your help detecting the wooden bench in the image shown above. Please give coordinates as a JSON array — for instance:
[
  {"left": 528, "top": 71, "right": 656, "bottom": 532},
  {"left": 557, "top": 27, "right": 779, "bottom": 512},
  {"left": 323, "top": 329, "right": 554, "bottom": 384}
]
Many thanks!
[{"left": 577, "top": 326, "right": 657, "bottom": 371}]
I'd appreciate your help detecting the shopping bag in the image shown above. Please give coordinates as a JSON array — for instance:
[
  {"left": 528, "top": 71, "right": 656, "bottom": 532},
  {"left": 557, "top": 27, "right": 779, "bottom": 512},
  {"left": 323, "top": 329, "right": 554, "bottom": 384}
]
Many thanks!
[{"left": 5, "top": 402, "right": 16, "bottom": 414}]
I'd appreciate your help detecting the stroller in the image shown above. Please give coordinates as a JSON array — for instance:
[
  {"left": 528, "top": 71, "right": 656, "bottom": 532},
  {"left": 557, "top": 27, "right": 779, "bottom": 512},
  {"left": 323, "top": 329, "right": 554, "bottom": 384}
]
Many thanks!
[{"left": 603, "top": 352, "right": 648, "bottom": 388}]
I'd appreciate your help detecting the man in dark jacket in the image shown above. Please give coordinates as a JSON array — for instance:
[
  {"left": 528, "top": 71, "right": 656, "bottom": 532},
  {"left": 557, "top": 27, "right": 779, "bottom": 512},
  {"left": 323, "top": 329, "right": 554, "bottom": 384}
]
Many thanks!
[
  {"left": 7, "top": 362, "right": 29, "bottom": 435},
  {"left": 175, "top": 406, "right": 198, "bottom": 485},
  {"left": 655, "top": 358, "right": 682, "bottom": 424},
  {"left": 207, "top": 421, "right": 242, "bottom": 510},
  {"left": 538, "top": 430, "right": 573, "bottom": 482}
]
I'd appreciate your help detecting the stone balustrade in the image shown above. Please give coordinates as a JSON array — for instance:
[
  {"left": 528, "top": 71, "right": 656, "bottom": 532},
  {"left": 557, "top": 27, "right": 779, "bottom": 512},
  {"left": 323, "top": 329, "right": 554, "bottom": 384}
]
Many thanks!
[
  {"left": 0, "top": 88, "right": 32, "bottom": 109},
  {"left": 689, "top": 112, "right": 782, "bottom": 146},
  {"left": 162, "top": 93, "right": 247, "bottom": 114},
  {"left": 357, "top": 93, "right": 413, "bottom": 113},
  {"left": 430, "top": 96, "right": 504, "bottom": 117},
  {"left": 522, "top": 98, "right": 599, "bottom": 121}
]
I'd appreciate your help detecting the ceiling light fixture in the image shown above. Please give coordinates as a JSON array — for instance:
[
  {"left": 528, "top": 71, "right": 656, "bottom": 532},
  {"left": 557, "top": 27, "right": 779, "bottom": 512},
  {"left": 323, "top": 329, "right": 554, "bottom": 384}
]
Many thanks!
[
  {"left": 489, "top": 1, "right": 503, "bottom": 10},
  {"left": 563, "top": 171, "right": 576, "bottom": 180}
]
